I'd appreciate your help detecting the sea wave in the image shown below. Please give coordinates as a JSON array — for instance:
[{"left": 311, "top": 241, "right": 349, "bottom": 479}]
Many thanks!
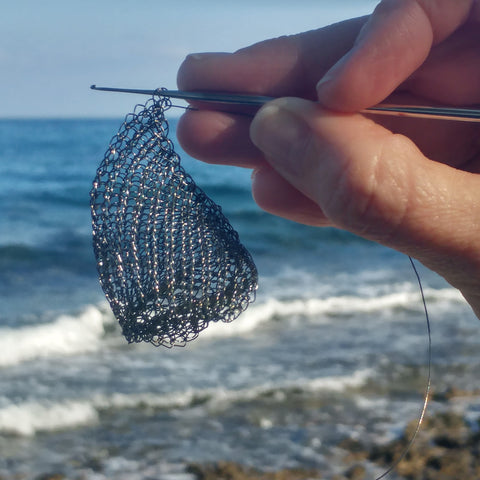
[
  {"left": 0, "top": 287, "right": 464, "bottom": 367},
  {"left": 0, "top": 400, "right": 99, "bottom": 437},
  {"left": 0, "top": 305, "right": 114, "bottom": 368},
  {"left": 0, "top": 240, "right": 95, "bottom": 278},
  {"left": 0, "top": 369, "right": 371, "bottom": 436},
  {"left": 0, "top": 243, "right": 61, "bottom": 264},
  {"left": 93, "top": 369, "right": 371, "bottom": 412},
  {"left": 200, "top": 286, "right": 465, "bottom": 340}
]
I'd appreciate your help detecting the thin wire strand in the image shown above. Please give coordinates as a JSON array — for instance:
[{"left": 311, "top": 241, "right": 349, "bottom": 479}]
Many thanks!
[{"left": 375, "top": 256, "right": 432, "bottom": 480}]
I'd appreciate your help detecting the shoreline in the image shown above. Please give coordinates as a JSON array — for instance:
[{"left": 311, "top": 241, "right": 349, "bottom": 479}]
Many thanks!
[
  {"left": 14, "top": 388, "right": 479, "bottom": 480},
  {"left": 188, "top": 393, "right": 480, "bottom": 480}
]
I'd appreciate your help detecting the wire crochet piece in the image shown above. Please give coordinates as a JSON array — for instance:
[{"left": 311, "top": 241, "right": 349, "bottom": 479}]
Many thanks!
[{"left": 91, "top": 95, "right": 258, "bottom": 347}]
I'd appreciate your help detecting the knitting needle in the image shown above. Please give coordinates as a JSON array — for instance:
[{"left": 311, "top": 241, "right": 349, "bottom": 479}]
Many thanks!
[{"left": 90, "top": 85, "right": 480, "bottom": 123}]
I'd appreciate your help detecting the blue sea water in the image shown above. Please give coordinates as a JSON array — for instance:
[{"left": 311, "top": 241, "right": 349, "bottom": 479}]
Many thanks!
[{"left": 0, "top": 114, "right": 479, "bottom": 480}]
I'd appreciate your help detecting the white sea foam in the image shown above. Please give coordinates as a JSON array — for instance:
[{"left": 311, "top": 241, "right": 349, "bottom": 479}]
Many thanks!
[
  {"left": 0, "top": 288, "right": 464, "bottom": 368},
  {"left": 200, "top": 287, "right": 464, "bottom": 340},
  {"left": 0, "top": 287, "right": 464, "bottom": 367},
  {"left": 0, "top": 305, "right": 114, "bottom": 368},
  {"left": 0, "top": 370, "right": 371, "bottom": 436},
  {"left": 0, "top": 400, "right": 99, "bottom": 436}
]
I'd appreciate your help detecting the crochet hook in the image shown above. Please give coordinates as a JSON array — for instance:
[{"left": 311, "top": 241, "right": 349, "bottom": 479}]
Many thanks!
[{"left": 90, "top": 85, "right": 480, "bottom": 123}]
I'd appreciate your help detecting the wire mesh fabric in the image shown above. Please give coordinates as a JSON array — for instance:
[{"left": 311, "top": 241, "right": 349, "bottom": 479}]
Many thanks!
[{"left": 90, "top": 95, "right": 258, "bottom": 347}]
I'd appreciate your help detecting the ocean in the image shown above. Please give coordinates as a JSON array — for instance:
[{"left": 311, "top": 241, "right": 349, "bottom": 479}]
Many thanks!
[{"left": 1, "top": 114, "right": 479, "bottom": 480}]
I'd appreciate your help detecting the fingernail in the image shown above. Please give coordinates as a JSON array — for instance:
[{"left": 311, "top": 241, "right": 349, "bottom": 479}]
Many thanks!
[
  {"left": 185, "top": 52, "right": 229, "bottom": 62},
  {"left": 316, "top": 68, "right": 335, "bottom": 93},
  {"left": 188, "top": 53, "right": 209, "bottom": 61},
  {"left": 316, "top": 54, "right": 349, "bottom": 101},
  {"left": 250, "top": 99, "right": 311, "bottom": 176}
]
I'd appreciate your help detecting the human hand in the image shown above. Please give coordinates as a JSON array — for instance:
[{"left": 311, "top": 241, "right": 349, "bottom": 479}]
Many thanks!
[{"left": 176, "top": 0, "right": 480, "bottom": 317}]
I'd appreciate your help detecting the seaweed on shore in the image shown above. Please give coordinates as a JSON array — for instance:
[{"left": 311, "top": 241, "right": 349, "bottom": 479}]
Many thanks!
[
  {"left": 338, "top": 402, "right": 480, "bottom": 480},
  {"left": 187, "top": 400, "right": 480, "bottom": 480},
  {"left": 186, "top": 461, "right": 321, "bottom": 480},
  {"left": 368, "top": 410, "right": 480, "bottom": 480}
]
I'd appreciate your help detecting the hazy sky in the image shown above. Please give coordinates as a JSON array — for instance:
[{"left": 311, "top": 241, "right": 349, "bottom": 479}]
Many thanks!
[{"left": 1, "top": 1, "right": 378, "bottom": 118}]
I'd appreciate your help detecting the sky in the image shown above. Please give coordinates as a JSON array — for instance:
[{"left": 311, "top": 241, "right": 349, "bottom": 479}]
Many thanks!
[{"left": 1, "top": 1, "right": 379, "bottom": 118}]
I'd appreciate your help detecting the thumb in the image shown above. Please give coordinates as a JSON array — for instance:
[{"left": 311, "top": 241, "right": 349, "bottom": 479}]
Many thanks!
[{"left": 250, "top": 98, "right": 480, "bottom": 287}]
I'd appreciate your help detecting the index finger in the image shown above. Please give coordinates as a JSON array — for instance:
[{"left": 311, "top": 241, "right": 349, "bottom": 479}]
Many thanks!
[
  {"left": 316, "top": 0, "right": 474, "bottom": 111},
  {"left": 177, "top": 16, "right": 366, "bottom": 98}
]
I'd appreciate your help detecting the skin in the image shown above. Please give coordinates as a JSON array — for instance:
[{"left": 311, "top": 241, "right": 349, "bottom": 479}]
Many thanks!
[{"left": 176, "top": 0, "right": 480, "bottom": 318}]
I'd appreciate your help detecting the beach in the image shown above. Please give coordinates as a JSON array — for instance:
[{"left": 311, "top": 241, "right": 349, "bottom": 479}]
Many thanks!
[{"left": 1, "top": 117, "right": 479, "bottom": 480}]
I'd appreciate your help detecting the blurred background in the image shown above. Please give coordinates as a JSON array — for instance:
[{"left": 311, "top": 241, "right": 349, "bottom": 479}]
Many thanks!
[{"left": 2, "top": 0, "right": 377, "bottom": 118}]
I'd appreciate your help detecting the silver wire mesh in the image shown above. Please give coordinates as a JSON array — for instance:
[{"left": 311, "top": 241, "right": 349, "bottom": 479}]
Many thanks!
[{"left": 90, "top": 95, "right": 257, "bottom": 347}]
